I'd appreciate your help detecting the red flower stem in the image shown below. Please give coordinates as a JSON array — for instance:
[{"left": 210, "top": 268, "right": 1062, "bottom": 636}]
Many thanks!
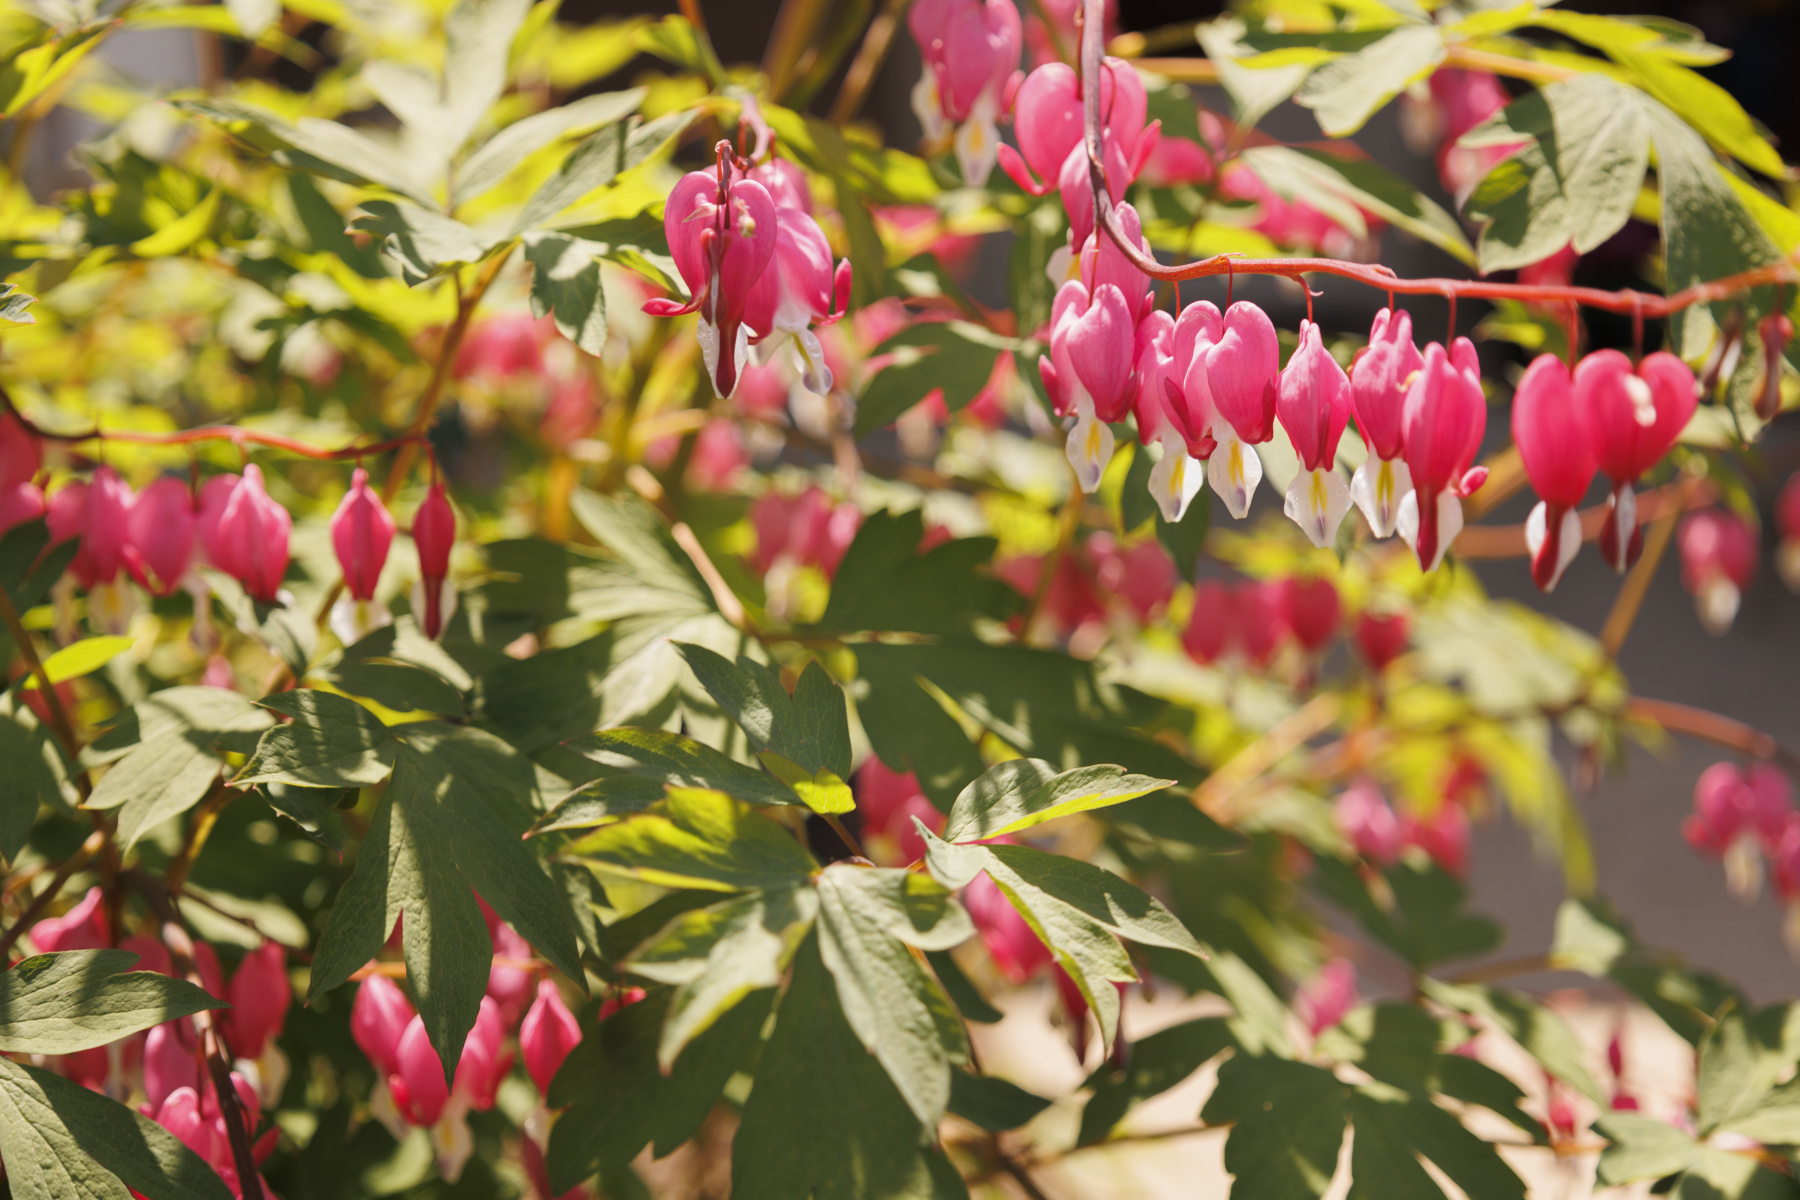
[{"left": 1079, "top": 0, "right": 1797, "bottom": 316}]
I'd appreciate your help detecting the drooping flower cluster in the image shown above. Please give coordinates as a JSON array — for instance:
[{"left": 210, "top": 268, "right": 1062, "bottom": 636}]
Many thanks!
[
  {"left": 1679, "top": 509, "right": 1758, "bottom": 635},
  {"left": 1512, "top": 349, "right": 1697, "bottom": 591},
  {"left": 1181, "top": 574, "right": 1342, "bottom": 675},
  {"left": 745, "top": 485, "right": 862, "bottom": 620},
  {"left": 907, "top": 0, "right": 1022, "bottom": 186},
  {"left": 649, "top": 146, "right": 851, "bottom": 403},
  {"left": 1684, "top": 761, "right": 1793, "bottom": 907},
  {"left": 996, "top": 531, "right": 1176, "bottom": 645}
]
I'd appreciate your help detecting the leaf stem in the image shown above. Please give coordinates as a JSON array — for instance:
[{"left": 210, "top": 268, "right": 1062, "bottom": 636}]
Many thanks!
[
  {"left": 671, "top": 521, "right": 751, "bottom": 632},
  {"left": 1625, "top": 698, "right": 1800, "bottom": 775},
  {"left": 0, "top": 575, "right": 80, "bottom": 762},
  {"left": 165, "top": 782, "right": 232, "bottom": 899},
  {"left": 823, "top": 812, "right": 865, "bottom": 859},
  {"left": 829, "top": 0, "right": 909, "bottom": 124},
  {"left": 1445, "top": 953, "right": 1554, "bottom": 985}
]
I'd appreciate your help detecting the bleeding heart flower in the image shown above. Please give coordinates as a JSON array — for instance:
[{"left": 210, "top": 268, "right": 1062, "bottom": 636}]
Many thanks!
[
  {"left": 963, "top": 867, "right": 1053, "bottom": 983},
  {"left": 1285, "top": 576, "right": 1340, "bottom": 654},
  {"left": 1512, "top": 355, "right": 1596, "bottom": 591},
  {"left": 1678, "top": 509, "right": 1757, "bottom": 635},
  {"left": 454, "top": 313, "right": 548, "bottom": 382},
  {"left": 1196, "top": 302, "right": 1279, "bottom": 518},
  {"left": 742, "top": 201, "right": 851, "bottom": 396},
  {"left": 521, "top": 980, "right": 582, "bottom": 1097},
  {"left": 1349, "top": 307, "right": 1423, "bottom": 538},
  {"left": 685, "top": 419, "right": 749, "bottom": 493},
  {"left": 1295, "top": 958, "right": 1357, "bottom": 1037},
  {"left": 125, "top": 477, "right": 195, "bottom": 597},
  {"left": 411, "top": 481, "right": 457, "bottom": 640},
  {"left": 1043, "top": 278, "right": 1130, "bottom": 493},
  {"left": 30, "top": 885, "right": 108, "bottom": 952},
  {"left": 1401, "top": 801, "right": 1469, "bottom": 876},
  {"left": 224, "top": 942, "right": 290, "bottom": 1062},
  {"left": 1336, "top": 779, "right": 1402, "bottom": 865},
  {"left": 999, "top": 57, "right": 1151, "bottom": 195},
  {"left": 351, "top": 976, "right": 415, "bottom": 1078},
  {"left": 1086, "top": 533, "right": 1176, "bottom": 624},
  {"left": 1354, "top": 610, "right": 1409, "bottom": 673},
  {"left": 1132, "top": 311, "right": 1204, "bottom": 523},
  {"left": 1181, "top": 580, "right": 1236, "bottom": 666},
  {"left": 909, "top": 0, "right": 1021, "bottom": 185},
  {"left": 1277, "top": 319, "right": 1353, "bottom": 547},
  {"left": 0, "top": 412, "right": 40, "bottom": 488},
  {"left": 1237, "top": 579, "right": 1290, "bottom": 667},
  {"left": 330, "top": 467, "right": 397, "bottom": 644},
  {"left": 1397, "top": 339, "right": 1488, "bottom": 572},
  {"left": 650, "top": 153, "right": 780, "bottom": 401},
  {"left": 1160, "top": 301, "right": 1222, "bottom": 462},
  {"left": 198, "top": 466, "right": 292, "bottom": 604},
  {"left": 0, "top": 481, "right": 44, "bottom": 536},
  {"left": 1077, "top": 201, "right": 1153, "bottom": 324},
  {"left": 1574, "top": 349, "right": 1697, "bottom": 572},
  {"left": 1754, "top": 311, "right": 1793, "bottom": 421}
]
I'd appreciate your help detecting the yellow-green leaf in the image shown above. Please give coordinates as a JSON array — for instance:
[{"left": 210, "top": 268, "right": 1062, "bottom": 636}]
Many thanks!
[
  {"left": 758, "top": 752, "right": 854, "bottom": 815},
  {"left": 21, "top": 637, "right": 133, "bottom": 689},
  {"left": 131, "top": 187, "right": 222, "bottom": 258}
]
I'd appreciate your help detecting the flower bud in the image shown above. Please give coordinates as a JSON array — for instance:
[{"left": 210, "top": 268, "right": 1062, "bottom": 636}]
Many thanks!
[
  {"left": 1754, "top": 311, "right": 1792, "bottom": 422},
  {"left": 1678, "top": 509, "right": 1757, "bottom": 635},
  {"left": 909, "top": 0, "right": 1021, "bottom": 185},
  {"left": 1181, "top": 580, "right": 1236, "bottom": 666},
  {"left": 1277, "top": 320, "right": 1353, "bottom": 547},
  {"left": 1336, "top": 779, "right": 1402, "bottom": 865},
  {"left": 351, "top": 975, "right": 415, "bottom": 1077},
  {"left": 1160, "top": 301, "right": 1222, "bottom": 462},
  {"left": 521, "top": 980, "right": 582, "bottom": 1097},
  {"left": 454, "top": 313, "right": 547, "bottom": 382},
  {"left": 1295, "top": 958, "right": 1357, "bottom": 1037},
  {"left": 198, "top": 465, "right": 292, "bottom": 603},
  {"left": 1197, "top": 302, "right": 1279, "bottom": 518},
  {"left": 1512, "top": 355, "right": 1596, "bottom": 591},
  {"left": 0, "top": 481, "right": 44, "bottom": 537},
  {"left": 331, "top": 468, "right": 395, "bottom": 603},
  {"left": 411, "top": 481, "right": 457, "bottom": 640},
  {"left": 144, "top": 1021, "right": 202, "bottom": 1114},
  {"left": 1237, "top": 579, "right": 1290, "bottom": 667},
  {"left": 0, "top": 412, "right": 40, "bottom": 489},
  {"left": 126, "top": 477, "right": 196, "bottom": 597},
  {"left": 1397, "top": 340, "right": 1487, "bottom": 572},
  {"left": 224, "top": 942, "right": 290, "bottom": 1061},
  {"left": 1285, "top": 576, "right": 1340, "bottom": 653},
  {"left": 1349, "top": 308, "right": 1423, "bottom": 539},
  {"left": 30, "top": 886, "right": 107, "bottom": 952},
  {"left": 1087, "top": 533, "right": 1175, "bottom": 623},
  {"left": 1575, "top": 349, "right": 1697, "bottom": 572}
]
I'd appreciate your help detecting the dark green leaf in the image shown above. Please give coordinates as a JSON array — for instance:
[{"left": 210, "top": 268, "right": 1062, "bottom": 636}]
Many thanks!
[
  {"left": 1242, "top": 145, "right": 1475, "bottom": 266},
  {"left": 1312, "top": 857, "right": 1503, "bottom": 969},
  {"left": 530, "top": 773, "right": 670, "bottom": 836},
  {"left": 926, "top": 950, "right": 1001, "bottom": 1024},
  {"left": 0, "top": 520, "right": 78, "bottom": 612},
  {"left": 854, "top": 321, "right": 1014, "bottom": 438},
  {"left": 1078, "top": 1015, "right": 1234, "bottom": 1145},
  {"left": 479, "top": 635, "right": 613, "bottom": 753},
  {"left": 0, "top": 1058, "right": 235, "bottom": 1200},
  {"left": 732, "top": 937, "right": 968, "bottom": 1200},
  {"left": 675, "top": 644, "right": 851, "bottom": 778},
  {"left": 84, "top": 733, "right": 222, "bottom": 851},
  {"left": 1423, "top": 980, "right": 1604, "bottom": 1102},
  {"left": 1696, "top": 1007, "right": 1795, "bottom": 1135},
  {"left": 566, "top": 727, "right": 800, "bottom": 808},
  {"left": 1202, "top": 1055, "right": 1347, "bottom": 1200},
  {"left": 236, "top": 689, "right": 396, "bottom": 788},
  {"left": 1436, "top": 1053, "right": 1546, "bottom": 1144},
  {"left": 0, "top": 951, "right": 224, "bottom": 1054},
  {"left": 566, "top": 786, "right": 816, "bottom": 891},
  {"left": 817, "top": 510, "right": 1021, "bottom": 635},
  {"left": 260, "top": 783, "right": 347, "bottom": 853},
  {"left": 0, "top": 710, "right": 62, "bottom": 860},
  {"left": 322, "top": 659, "right": 464, "bottom": 716},
  {"left": 941, "top": 757, "right": 1172, "bottom": 842},
  {"left": 1315, "top": 1004, "right": 1440, "bottom": 1095},
  {"left": 947, "top": 1069, "right": 1052, "bottom": 1133}
]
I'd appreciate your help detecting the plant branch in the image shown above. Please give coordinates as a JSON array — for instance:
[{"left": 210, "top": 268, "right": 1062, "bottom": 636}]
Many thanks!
[
  {"left": 830, "top": 0, "right": 909, "bottom": 124},
  {"left": 1453, "top": 478, "right": 1713, "bottom": 559},
  {"left": 0, "top": 825, "right": 109, "bottom": 960},
  {"left": 1023, "top": 470, "right": 1087, "bottom": 639},
  {"left": 1191, "top": 693, "right": 1343, "bottom": 820},
  {"left": 165, "top": 782, "right": 232, "bottom": 899},
  {"left": 1625, "top": 698, "right": 1800, "bottom": 775},
  {"left": 670, "top": 521, "right": 751, "bottom": 632},
  {"left": 1446, "top": 953, "right": 1555, "bottom": 985},
  {"left": 1599, "top": 494, "right": 1682, "bottom": 659},
  {"left": 823, "top": 813, "right": 865, "bottom": 859},
  {"left": 0, "top": 578, "right": 84, "bottom": 773}
]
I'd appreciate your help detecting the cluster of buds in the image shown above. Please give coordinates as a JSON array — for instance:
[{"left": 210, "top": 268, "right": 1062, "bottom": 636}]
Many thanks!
[
  {"left": 907, "top": 0, "right": 1022, "bottom": 186},
  {"left": 1512, "top": 349, "right": 1698, "bottom": 591},
  {"left": 1678, "top": 509, "right": 1758, "bottom": 635},
  {"left": 1684, "top": 761, "right": 1793, "bottom": 903},
  {"left": 649, "top": 146, "right": 851, "bottom": 403},
  {"left": 1335, "top": 776, "right": 1472, "bottom": 877},
  {"left": 1181, "top": 574, "right": 1342, "bottom": 677}
]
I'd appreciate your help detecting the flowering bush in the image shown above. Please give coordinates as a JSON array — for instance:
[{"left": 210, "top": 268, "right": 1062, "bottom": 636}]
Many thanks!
[{"left": 1, "top": 0, "right": 1799, "bottom": 1197}]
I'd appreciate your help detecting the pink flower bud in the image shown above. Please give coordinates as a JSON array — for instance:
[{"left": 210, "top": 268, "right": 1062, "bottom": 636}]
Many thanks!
[
  {"left": 1512, "top": 355, "right": 1596, "bottom": 591},
  {"left": 1295, "top": 958, "right": 1357, "bottom": 1036},
  {"left": 124, "top": 477, "right": 196, "bottom": 597},
  {"left": 857, "top": 758, "right": 927, "bottom": 840},
  {"left": 599, "top": 987, "right": 647, "bottom": 1021},
  {"left": 1278, "top": 320, "right": 1353, "bottom": 547},
  {"left": 224, "top": 943, "right": 289, "bottom": 1060},
  {"left": 521, "top": 980, "right": 582, "bottom": 1096},
  {"left": 389, "top": 1016, "right": 450, "bottom": 1126},
  {"left": 1746, "top": 765, "right": 1792, "bottom": 851},
  {"left": 1077, "top": 202, "right": 1152, "bottom": 321},
  {"left": 31, "top": 886, "right": 108, "bottom": 952},
  {"left": 198, "top": 466, "right": 292, "bottom": 603},
  {"left": 1237, "top": 580, "right": 1290, "bottom": 667},
  {"left": 655, "top": 162, "right": 780, "bottom": 401},
  {"left": 1140, "top": 136, "right": 1215, "bottom": 187},
  {"left": 1398, "top": 340, "right": 1487, "bottom": 572},
  {"left": 1182, "top": 580, "right": 1236, "bottom": 666},
  {"left": 412, "top": 481, "right": 456, "bottom": 639},
  {"left": 351, "top": 975, "right": 415, "bottom": 1077},
  {"left": 1132, "top": 312, "right": 1203, "bottom": 522},
  {"left": 1348, "top": 308, "right": 1424, "bottom": 539},
  {"left": 1064, "top": 284, "right": 1136, "bottom": 422},
  {"left": 0, "top": 481, "right": 44, "bottom": 536},
  {"left": 1336, "top": 779, "right": 1402, "bottom": 864},
  {"left": 1354, "top": 610, "right": 1409, "bottom": 672},
  {"left": 541, "top": 376, "right": 601, "bottom": 450},
  {"left": 1086, "top": 533, "right": 1175, "bottom": 623},
  {"left": 1198, "top": 303, "right": 1279, "bottom": 519},
  {"left": 1575, "top": 349, "right": 1697, "bottom": 572},
  {"left": 57, "top": 467, "right": 133, "bottom": 589},
  {"left": 1285, "top": 576, "right": 1340, "bottom": 653},
  {"left": 1057, "top": 136, "right": 1128, "bottom": 251},
  {"left": 330, "top": 468, "right": 395, "bottom": 603},
  {"left": 457, "top": 996, "right": 513, "bottom": 1111},
  {"left": 454, "top": 313, "right": 547, "bottom": 382},
  {"left": 1402, "top": 801, "right": 1469, "bottom": 876},
  {"left": 1771, "top": 813, "right": 1800, "bottom": 902},
  {"left": 964, "top": 869, "right": 1053, "bottom": 983},
  {"left": 120, "top": 933, "right": 173, "bottom": 977},
  {"left": 909, "top": 0, "right": 1021, "bottom": 184},
  {"left": 144, "top": 1021, "right": 201, "bottom": 1113},
  {"left": 748, "top": 487, "right": 860, "bottom": 578},
  {"left": 743, "top": 205, "right": 849, "bottom": 396},
  {"left": 1002, "top": 63, "right": 1083, "bottom": 191},
  {"left": 1686, "top": 763, "right": 1754, "bottom": 857},
  {"left": 1678, "top": 510, "right": 1757, "bottom": 635},
  {"left": 487, "top": 918, "right": 534, "bottom": 1030},
  {"left": 0, "top": 412, "right": 40, "bottom": 488}
]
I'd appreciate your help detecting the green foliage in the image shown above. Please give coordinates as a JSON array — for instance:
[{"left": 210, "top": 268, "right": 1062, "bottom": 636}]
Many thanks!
[
  {"left": 941, "top": 757, "right": 1173, "bottom": 842},
  {"left": 0, "top": 951, "right": 223, "bottom": 1054}
]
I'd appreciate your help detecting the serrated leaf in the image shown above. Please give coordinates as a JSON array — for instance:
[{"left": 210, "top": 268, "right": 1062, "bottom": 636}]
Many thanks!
[
  {"left": 547, "top": 987, "right": 771, "bottom": 1192},
  {"left": 816, "top": 510, "right": 1021, "bottom": 636},
  {"left": 567, "top": 786, "right": 815, "bottom": 891},
  {"left": 624, "top": 883, "right": 816, "bottom": 1069},
  {"left": 515, "top": 108, "right": 700, "bottom": 233},
  {"left": 453, "top": 88, "right": 646, "bottom": 205},
  {"left": 83, "top": 734, "right": 222, "bottom": 850},
  {"left": 349, "top": 200, "right": 493, "bottom": 287},
  {"left": 0, "top": 951, "right": 224, "bottom": 1055},
  {"left": 322, "top": 658, "right": 464, "bottom": 716},
  {"left": 1078, "top": 1015, "right": 1234, "bottom": 1144},
  {"left": 443, "top": 0, "right": 534, "bottom": 152},
  {"left": 85, "top": 687, "right": 272, "bottom": 766},
  {"left": 0, "top": 281, "right": 37, "bottom": 324},
  {"left": 942, "top": 758, "right": 1172, "bottom": 842},
  {"left": 816, "top": 865, "right": 972, "bottom": 1127},
  {"left": 1462, "top": 75, "right": 1651, "bottom": 273},
  {"left": 176, "top": 99, "right": 438, "bottom": 207},
  {"left": 1316, "top": 1004, "right": 1440, "bottom": 1095},
  {"left": 1595, "top": 1112, "right": 1700, "bottom": 1185},
  {"left": 676, "top": 645, "right": 851, "bottom": 779},
  {"left": 0, "top": 1057, "right": 235, "bottom": 1200},
  {"left": 1295, "top": 25, "right": 1445, "bottom": 137},
  {"left": 1696, "top": 1007, "right": 1795, "bottom": 1135},
  {"left": 0, "top": 712, "right": 65, "bottom": 860},
  {"left": 236, "top": 689, "right": 396, "bottom": 788},
  {"left": 759, "top": 753, "right": 854, "bottom": 815},
  {"left": 1351, "top": 1088, "right": 1527, "bottom": 1200},
  {"left": 1435, "top": 1053, "right": 1545, "bottom": 1143},
  {"left": 523, "top": 231, "right": 608, "bottom": 354},
  {"left": 567, "top": 727, "right": 800, "bottom": 808},
  {"left": 1312, "top": 857, "right": 1503, "bottom": 968},
  {"left": 732, "top": 937, "right": 969, "bottom": 1200},
  {"left": 1202, "top": 1055, "right": 1347, "bottom": 1200}
]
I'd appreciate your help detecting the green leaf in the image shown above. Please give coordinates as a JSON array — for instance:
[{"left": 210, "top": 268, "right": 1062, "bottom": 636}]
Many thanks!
[
  {"left": 515, "top": 109, "right": 700, "bottom": 233},
  {"left": 1295, "top": 26, "right": 1445, "bottom": 137},
  {"left": 1549, "top": 895, "right": 1633, "bottom": 976},
  {"left": 0, "top": 1058, "right": 235, "bottom": 1200},
  {"left": 1462, "top": 75, "right": 1651, "bottom": 273},
  {"left": 1551, "top": 896, "right": 1746, "bottom": 1045},
  {"left": 568, "top": 786, "right": 815, "bottom": 891},
  {"left": 0, "top": 711, "right": 65, "bottom": 860},
  {"left": 0, "top": 951, "right": 224, "bottom": 1054},
  {"left": 322, "top": 659, "right": 464, "bottom": 717},
  {"left": 23, "top": 636, "right": 133, "bottom": 688},
  {"left": 235, "top": 689, "right": 397, "bottom": 788},
  {"left": 530, "top": 774, "right": 670, "bottom": 836},
  {"left": 1422, "top": 979, "right": 1604, "bottom": 1102},
  {"left": 453, "top": 88, "right": 646, "bottom": 205},
  {"left": 1350, "top": 1088, "right": 1527, "bottom": 1200},
  {"left": 478, "top": 634, "right": 613, "bottom": 753},
  {"left": 676, "top": 644, "right": 851, "bottom": 778},
  {"left": 83, "top": 733, "right": 223, "bottom": 851},
  {"left": 942, "top": 758, "right": 1173, "bottom": 843},
  {"left": 1202, "top": 1055, "right": 1347, "bottom": 1200},
  {"left": 522, "top": 231, "right": 608, "bottom": 354},
  {"left": 175, "top": 99, "right": 439, "bottom": 207},
  {"left": 1195, "top": 18, "right": 1311, "bottom": 130},
  {"left": 1207, "top": 949, "right": 1294, "bottom": 1058},
  {"left": 308, "top": 736, "right": 584, "bottom": 1082},
  {"left": 624, "top": 883, "right": 817, "bottom": 1069},
  {"left": 1315, "top": 1004, "right": 1440, "bottom": 1095},
  {"left": 1696, "top": 1007, "right": 1795, "bottom": 1135},
  {"left": 442, "top": 0, "right": 535, "bottom": 152},
  {"left": 1595, "top": 1112, "right": 1700, "bottom": 1185},
  {"left": 1079, "top": 1015, "right": 1234, "bottom": 1144},
  {"left": 816, "top": 510, "right": 1021, "bottom": 636},
  {"left": 1240, "top": 146, "right": 1476, "bottom": 267},
  {"left": 85, "top": 687, "right": 273, "bottom": 765},
  {"left": 1, "top": 520, "right": 78, "bottom": 612},
  {"left": 854, "top": 321, "right": 1014, "bottom": 438},
  {"left": 567, "top": 727, "right": 800, "bottom": 808},
  {"left": 1435, "top": 1053, "right": 1546, "bottom": 1143},
  {"left": 1312, "top": 857, "right": 1503, "bottom": 969},
  {"left": 0, "top": 280, "right": 37, "bottom": 324},
  {"left": 816, "top": 865, "right": 972, "bottom": 1127},
  {"left": 947, "top": 1069, "right": 1053, "bottom": 1133},
  {"left": 732, "top": 937, "right": 969, "bottom": 1200},
  {"left": 260, "top": 784, "right": 347, "bottom": 853},
  {"left": 922, "top": 832, "right": 1202, "bottom": 1049},
  {"left": 547, "top": 987, "right": 772, "bottom": 1193},
  {"left": 925, "top": 950, "right": 1001, "bottom": 1024},
  {"left": 553, "top": 213, "right": 681, "bottom": 292},
  {"left": 349, "top": 200, "right": 493, "bottom": 287}
]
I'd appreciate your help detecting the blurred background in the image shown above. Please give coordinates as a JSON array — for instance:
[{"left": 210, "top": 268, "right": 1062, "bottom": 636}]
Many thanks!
[{"left": 19, "top": 0, "right": 1800, "bottom": 999}]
